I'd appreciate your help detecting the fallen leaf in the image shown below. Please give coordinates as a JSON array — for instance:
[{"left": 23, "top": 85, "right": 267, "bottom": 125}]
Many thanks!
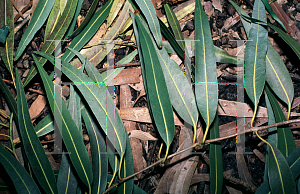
[{"left": 128, "top": 130, "right": 158, "bottom": 141}]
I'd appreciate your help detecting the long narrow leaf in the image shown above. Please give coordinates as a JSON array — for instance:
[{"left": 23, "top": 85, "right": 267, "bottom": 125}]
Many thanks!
[
  {"left": 23, "top": 0, "right": 78, "bottom": 87},
  {"left": 209, "top": 115, "right": 223, "bottom": 194},
  {"left": 44, "top": 0, "right": 67, "bottom": 40},
  {"left": 244, "top": 0, "right": 267, "bottom": 127},
  {"left": 67, "top": 0, "right": 101, "bottom": 39},
  {"left": 134, "top": 0, "right": 162, "bottom": 48},
  {"left": 82, "top": 107, "right": 108, "bottom": 194},
  {"left": 33, "top": 55, "right": 93, "bottom": 190},
  {"left": 62, "top": 0, "right": 113, "bottom": 63},
  {"left": 57, "top": 85, "right": 79, "bottom": 194},
  {"left": 261, "top": 0, "right": 286, "bottom": 31},
  {"left": 117, "top": 134, "right": 134, "bottom": 194},
  {"left": 15, "top": 69, "right": 57, "bottom": 194},
  {"left": 35, "top": 51, "right": 126, "bottom": 159},
  {"left": 164, "top": 4, "right": 185, "bottom": 50},
  {"left": 0, "top": 145, "right": 41, "bottom": 194},
  {"left": 265, "top": 84, "right": 295, "bottom": 157},
  {"left": 195, "top": 0, "right": 218, "bottom": 141},
  {"left": 268, "top": 145, "right": 297, "bottom": 194},
  {"left": 0, "top": 0, "right": 14, "bottom": 86},
  {"left": 135, "top": 15, "right": 175, "bottom": 159},
  {"left": 64, "top": 0, "right": 84, "bottom": 38},
  {"left": 230, "top": 0, "right": 294, "bottom": 120},
  {"left": 15, "top": 0, "right": 55, "bottom": 60},
  {"left": 107, "top": 0, "right": 125, "bottom": 27}
]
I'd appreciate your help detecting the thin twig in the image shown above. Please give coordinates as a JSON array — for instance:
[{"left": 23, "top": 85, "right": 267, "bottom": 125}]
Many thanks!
[
  {"left": 103, "top": 118, "right": 300, "bottom": 194},
  {"left": 14, "top": 0, "right": 33, "bottom": 23},
  {"left": 9, "top": 0, "right": 24, "bottom": 18}
]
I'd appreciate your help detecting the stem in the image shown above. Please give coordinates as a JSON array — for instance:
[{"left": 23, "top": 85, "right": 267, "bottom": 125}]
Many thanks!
[{"left": 102, "top": 118, "right": 300, "bottom": 193}]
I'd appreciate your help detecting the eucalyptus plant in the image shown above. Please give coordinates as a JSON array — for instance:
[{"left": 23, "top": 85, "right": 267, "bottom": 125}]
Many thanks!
[{"left": 0, "top": 0, "right": 300, "bottom": 193}]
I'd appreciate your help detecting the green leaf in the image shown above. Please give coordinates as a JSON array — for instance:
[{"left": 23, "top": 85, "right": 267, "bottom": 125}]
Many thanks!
[
  {"left": 194, "top": 0, "right": 218, "bottom": 141},
  {"left": 34, "top": 114, "right": 54, "bottom": 137},
  {"left": 62, "top": 0, "right": 113, "bottom": 63},
  {"left": 33, "top": 55, "right": 93, "bottom": 190},
  {"left": 256, "top": 146, "right": 300, "bottom": 193},
  {"left": 209, "top": 115, "right": 223, "bottom": 194},
  {"left": 23, "top": 0, "right": 78, "bottom": 87},
  {"left": 0, "top": 0, "right": 14, "bottom": 86},
  {"left": 268, "top": 145, "right": 297, "bottom": 194},
  {"left": 244, "top": 0, "right": 267, "bottom": 127},
  {"left": 44, "top": 0, "right": 67, "bottom": 40},
  {"left": 0, "top": 25, "right": 9, "bottom": 43},
  {"left": 15, "top": 68, "right": 57, "bottom": 194},
  {"left": 14, "top": 0, "right": 55, "bottom": 60},
  {"left": 265, "top": 84, "right": 295, "bottom": 157},
  {"left": 134, "top": 0, "right": 162, "bottom": 48},
  {"left": 0, "top": 145, "right": 41, "bottom": 194},
  {"left": 117, "top": 134, "right": 134, "bottom": 194},
  {"left": 156, "top": 46, "right": 198, "bottom": 142},
  {"left": 164, "top": 4, "right": 185, "bottom": 50},
  {"left": 82, "top": 107, "right": 108, "bottom": 194},
  {"left": 135, "top": 15, "right": 175, "bottom": 159},
  {"left": 159, "top": 18, "right": 185, "bottom": 59},
  {"left": 64, "top": 0, "right": 84, "bottom": 38},
  {"left": 229, "top": 0, "right": 294, "bottom": 119},
  {"left": 67, "top": 0, "right": 101, "bottom": 39},
  {"left": 261, "top": 0, "right": 286, "bottom": 31},
  {"left": 0, "top": 181, "right": 9, "bottom": 191},
  {"left": 57, "top": 85, "right": 80, "bottom": 194},
  {"left": 35, "top": 51, "right": 126, "bottom": 158}
]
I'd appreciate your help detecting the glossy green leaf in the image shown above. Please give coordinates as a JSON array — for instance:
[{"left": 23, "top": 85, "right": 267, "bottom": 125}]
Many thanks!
[
  {"left": 156, "top": 46, "right": 198, "bottom": 142},
  {"left": 35, "top": 51, "right": 126, "bottom": 158},
  {"left": 230, "top": 0, "right": 294, "bottom": 120},
  {"left": 164, "top": 4, "right": 185, "bottom": 50},
  {"left": 264, "top": 91, "right": 277, "bottom": 181},
  {"left": 14, "top": 0, "right": 55, "bottom": 60},
  {"left": 107, "top": 0, "right": 125, "bottom": 27},
  {"left": 194, "top": 0, "right": 218, "bottom": 141},
  {"left": 44, "top": 0, "right": 67, "bottom": 40},
  {"left": 117, "top": 134, "right": 134, "bottom": 194},
  {"left": 15, "top": 69, "right": 57, "bottom": 194},
  {"left": 62, "top": 0, "right": 113, "bottom": 63},
  {"left": 33, "top": 55, "right": 93, "bottom": 190},
  {"left": 244, "top": 0, "right": 267, "bottom": 126},
  {"left": 64, "top": 0, "right": 84, "bottom": 38},
  {"left": 23, "top": 0, "right": 78, "bottom": 87},
  {"left": 261, "top": 0, "right": 286, "bottom": 31},
  {"left": 67, "top": 0, "right": 101, "bottom": 39},
  {"left": 0, "top": 0, "right": 14, "bottom": 86},
  {"left": 209, "top": 115, "right": 223, "bottom": 194},
  {"left": 265, "top": 84, "right": 295, "bottom": 157},
  {"left": 57, "top": 85, "right": 79, "bottom": 194},
  {"left": 257, "top": 146, "right": 300, "bottom": 193},
  {"left": 34, "top": 114, "right": 54, "bottom": 137},
  {"left": 134, "top": 0, "right": 162, "bottom": 48},
  {"left": 268, "top": 145, "right": 297, "bottom": 194},
  {"left": 136, "top": 15, "right": 175, "bottom": 159},
  {"left": 82, "top": 107, "right": 108, "bottom": 194},
  {"left": 159, "top": 18, "right": 185, "bottom": 59},
  {"left": 0, "top": 145, "right": 41, "bottom": 194}
]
